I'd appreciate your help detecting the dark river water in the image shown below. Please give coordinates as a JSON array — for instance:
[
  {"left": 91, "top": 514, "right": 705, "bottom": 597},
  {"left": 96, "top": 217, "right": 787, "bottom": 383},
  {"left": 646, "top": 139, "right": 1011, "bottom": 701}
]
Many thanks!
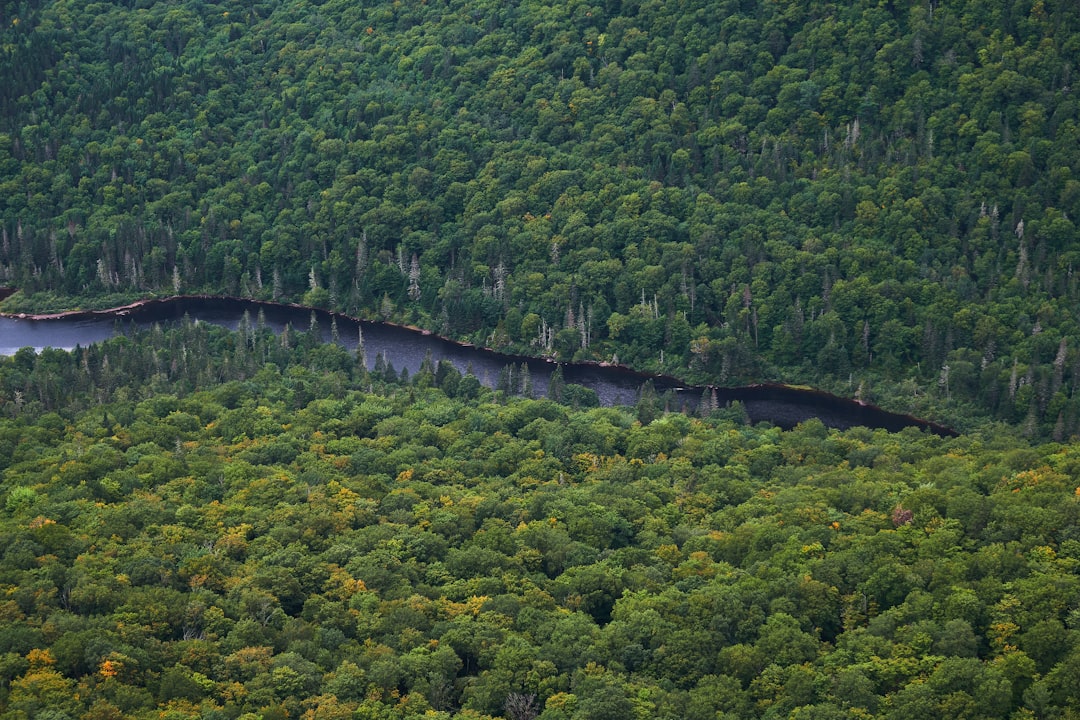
[{"left": 0, "top": 297, "right": 955, "bottom": 435}]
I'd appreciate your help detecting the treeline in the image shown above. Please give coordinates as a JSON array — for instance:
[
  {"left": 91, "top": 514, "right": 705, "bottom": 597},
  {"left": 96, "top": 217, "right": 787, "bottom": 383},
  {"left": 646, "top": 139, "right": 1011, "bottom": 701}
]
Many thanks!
[
  {"left": 0, "top": 326, "right": 1079, "bottom": 719},
  {"left": 0, "top": 317, "right": 522, "bottom": 420},
  {"left": 2, "top": 0, "right": 1080, "bottom": 435}
]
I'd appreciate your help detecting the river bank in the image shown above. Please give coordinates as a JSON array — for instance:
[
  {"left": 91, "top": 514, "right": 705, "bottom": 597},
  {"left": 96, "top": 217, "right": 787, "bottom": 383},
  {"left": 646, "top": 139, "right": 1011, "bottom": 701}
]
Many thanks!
[{"left": 0, "top": 292, "right": 957, "bottom": 436}]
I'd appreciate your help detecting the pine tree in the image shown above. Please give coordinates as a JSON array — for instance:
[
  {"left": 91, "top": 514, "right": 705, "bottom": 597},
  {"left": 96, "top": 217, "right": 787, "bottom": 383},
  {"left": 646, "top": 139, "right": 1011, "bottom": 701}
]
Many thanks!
[
  {"left": 547, "top": 365, "right": 565, "bottom": 403},
  {"left": 519, "top": 363, "right": 533, "bottom": 398},
  {"left": 355, "top": 326, "right": 368, "bottom": 374},
  {"left": 409, "top": 254, "right": 421, "bottom": 301}
]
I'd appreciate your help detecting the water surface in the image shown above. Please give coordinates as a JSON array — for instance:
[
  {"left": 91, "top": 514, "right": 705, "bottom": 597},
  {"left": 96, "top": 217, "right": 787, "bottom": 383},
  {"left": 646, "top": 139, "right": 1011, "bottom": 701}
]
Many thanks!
[{"left": 0, "top": 297, "right": 955, "bottom": 435}]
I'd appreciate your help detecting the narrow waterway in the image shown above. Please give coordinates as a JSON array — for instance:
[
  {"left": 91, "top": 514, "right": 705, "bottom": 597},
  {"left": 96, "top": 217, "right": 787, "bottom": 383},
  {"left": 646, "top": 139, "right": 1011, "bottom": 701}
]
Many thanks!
[{"left": 0, "top": 296, "right": 956, "bottom": 435}]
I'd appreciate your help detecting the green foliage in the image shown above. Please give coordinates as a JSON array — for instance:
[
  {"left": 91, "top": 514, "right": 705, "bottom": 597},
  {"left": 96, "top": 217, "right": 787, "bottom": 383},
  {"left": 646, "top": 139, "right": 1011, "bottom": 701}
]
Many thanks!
[
  {"left": 0, "top": 325, "right": 1077, "bottom": 717},
  {"left": 1, "top": 0, "right": 1080, "bottom": 435},
  {"left": 3, "top": 0, "right": 1080, "bottom": 712}
]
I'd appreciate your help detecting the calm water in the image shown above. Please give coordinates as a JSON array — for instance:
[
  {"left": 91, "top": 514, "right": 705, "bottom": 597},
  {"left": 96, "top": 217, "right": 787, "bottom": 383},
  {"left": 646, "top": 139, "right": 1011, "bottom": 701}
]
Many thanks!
[
  {"left": 0, "top": 298, "right": 954, "bottom": 434},
  {"left": 0, "top": 299, "right": 662, "bottom": 407},
  {"left": 0, "top": 316, "right": 118, "bottom": 355}
]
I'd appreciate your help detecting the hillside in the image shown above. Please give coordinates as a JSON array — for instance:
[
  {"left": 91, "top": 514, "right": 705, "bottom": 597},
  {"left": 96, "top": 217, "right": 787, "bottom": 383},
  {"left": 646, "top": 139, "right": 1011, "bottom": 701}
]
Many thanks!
[
  {"left": 1, "top": 0, "right": 1079, "bottom": 434},
  {"left": 1, "top": 324, "right": 1079, "bottom": 719}
]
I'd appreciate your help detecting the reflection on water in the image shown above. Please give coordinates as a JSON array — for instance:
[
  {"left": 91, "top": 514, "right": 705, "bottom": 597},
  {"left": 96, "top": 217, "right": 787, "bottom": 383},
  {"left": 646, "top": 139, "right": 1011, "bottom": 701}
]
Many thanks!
[
  {"left": 0, "top": 297, "right": 955, "bottom": 435},
  {"left": 0, "top": 316, "right": 118, "bottom": 356},
  {"left": 0, "top": 299, "right": 651, "bottom": 406}
]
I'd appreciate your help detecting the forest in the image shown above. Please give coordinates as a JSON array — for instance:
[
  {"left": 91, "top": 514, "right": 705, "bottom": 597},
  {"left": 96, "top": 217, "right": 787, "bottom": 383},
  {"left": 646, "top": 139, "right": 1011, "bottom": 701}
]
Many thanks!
[
  {"left": 0, "top": 322, "right": 1078, "bottom": 719},
  {"left": 3, "top": 0, "right": 1080, "bottom": 717},
  {"left": 1, "top": 0, "right": 1079, "bottom": 434}
]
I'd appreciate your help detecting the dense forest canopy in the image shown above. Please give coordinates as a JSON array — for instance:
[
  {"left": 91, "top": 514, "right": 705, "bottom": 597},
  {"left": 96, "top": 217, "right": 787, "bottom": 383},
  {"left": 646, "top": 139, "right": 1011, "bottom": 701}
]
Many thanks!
[
  {"left": 1, "top": 0, "right": 1079, "bottom": 434},
  {"left": 0, "top": 323, "right": 1079, "bottom": 719},
  {"left": 3, "top": 2, "right": 1080, "bottom": 715}
]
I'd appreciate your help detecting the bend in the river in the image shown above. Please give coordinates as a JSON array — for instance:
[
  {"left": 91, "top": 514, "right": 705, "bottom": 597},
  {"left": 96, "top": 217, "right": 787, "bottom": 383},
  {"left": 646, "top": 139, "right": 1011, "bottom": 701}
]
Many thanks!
[{"left": 0, "top": 293, "right": 957, "bottom": 437}]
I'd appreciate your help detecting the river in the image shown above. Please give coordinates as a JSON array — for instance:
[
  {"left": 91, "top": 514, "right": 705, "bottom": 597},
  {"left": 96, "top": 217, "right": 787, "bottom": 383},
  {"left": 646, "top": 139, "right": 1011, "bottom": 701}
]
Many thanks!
[{"left": 0, "top": 296, "right": 955, "bottom": 435}]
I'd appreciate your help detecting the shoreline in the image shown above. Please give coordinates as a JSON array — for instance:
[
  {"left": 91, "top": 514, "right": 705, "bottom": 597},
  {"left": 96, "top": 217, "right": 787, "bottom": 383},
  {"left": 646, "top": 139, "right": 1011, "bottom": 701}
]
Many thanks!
[{"left": 0, "top": 292, "right": 958, "bottom": 437}]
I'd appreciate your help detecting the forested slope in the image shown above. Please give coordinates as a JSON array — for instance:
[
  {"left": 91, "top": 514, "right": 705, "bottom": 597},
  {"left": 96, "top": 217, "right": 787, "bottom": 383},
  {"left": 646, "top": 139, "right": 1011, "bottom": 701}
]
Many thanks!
[
  {"left": 1, "top": 0, "right": 1079, "bottom": 432},
  {"left": 1, "top": 324, "right": 1080, "bottom": 719}
]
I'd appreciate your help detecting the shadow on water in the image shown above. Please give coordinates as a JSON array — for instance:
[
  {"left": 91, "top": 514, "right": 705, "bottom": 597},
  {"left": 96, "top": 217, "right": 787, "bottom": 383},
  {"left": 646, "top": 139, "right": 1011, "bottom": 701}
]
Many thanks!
[{"left": 0, "top": 295, "right": 956, "bottom": 436}]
